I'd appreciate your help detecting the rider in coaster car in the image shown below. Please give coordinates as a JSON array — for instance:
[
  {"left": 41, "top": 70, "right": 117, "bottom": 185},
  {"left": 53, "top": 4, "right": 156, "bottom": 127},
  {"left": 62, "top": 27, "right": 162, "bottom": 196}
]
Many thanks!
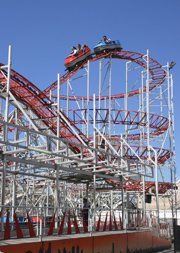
[
  {"left": 77, "top": 44, "right": 88, "bottom": 53},
  {"left": 77, "top": 43, "right": 82, "bottom": 52},
  {"left": 102, "top": 35, "right": 111, "bottom": 44},
  {"left": 70, "top": 46, "right": 78, "bottom": 56}
]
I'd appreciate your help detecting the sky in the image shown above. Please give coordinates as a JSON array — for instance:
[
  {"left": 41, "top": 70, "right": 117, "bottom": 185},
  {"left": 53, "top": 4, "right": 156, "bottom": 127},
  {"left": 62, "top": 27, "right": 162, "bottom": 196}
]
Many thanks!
[{"left": 0, "top": 0, "right": 180, "bottom": 179}]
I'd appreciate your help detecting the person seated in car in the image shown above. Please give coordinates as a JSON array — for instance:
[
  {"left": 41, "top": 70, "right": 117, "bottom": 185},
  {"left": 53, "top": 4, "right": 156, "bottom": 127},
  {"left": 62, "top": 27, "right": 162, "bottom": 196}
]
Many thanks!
[
  {"left": 70, "top": 46, "right": 78, "bottom": 56},
  {"left": 77, "top": 43, "right": 82, "bottom": 52},
  {"left": 102, "top": 35, "right": 111, "bottom": 44},
  {"left": 77, "top": 44, "right": 89, "bottom": 53},
  {"left": 82, "top": 44, "right": 88, "bottom": 52}
]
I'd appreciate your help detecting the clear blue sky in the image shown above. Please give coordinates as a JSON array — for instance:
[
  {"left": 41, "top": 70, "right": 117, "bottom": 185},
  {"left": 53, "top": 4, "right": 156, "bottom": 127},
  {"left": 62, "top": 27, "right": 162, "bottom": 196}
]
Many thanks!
[{"left": 0, "top": 0, "right": 180, "bottom": 178}]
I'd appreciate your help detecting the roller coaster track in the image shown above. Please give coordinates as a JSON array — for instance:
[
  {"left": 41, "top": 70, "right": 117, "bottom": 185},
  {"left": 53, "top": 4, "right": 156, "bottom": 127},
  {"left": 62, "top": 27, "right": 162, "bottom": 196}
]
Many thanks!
[
  {"left": 66, "top": 108, "right": 169, "bottom": 136},
  {"left": 0, "top": 64, "right": 90, "bottom": 154},
  {"left": 112, "top": 145, "right": 170, "bottom": 165},
  {"left": 44, "top": 50, "right": 166, "bottom": 98},
  {"left": 0, "top": 51, "right": 169, "bottom": 164},
  {"left": 64, "top": 108, "right": 171, "bottom": 164},
  {"left": 108, "top": 177, "right": 172, "bottom": 194},
  {"left": 0, "top": 49, "right": 172, "bottom": 192},
  {"left": 43, "top": 50, "right": 172, "bottom": 192}
]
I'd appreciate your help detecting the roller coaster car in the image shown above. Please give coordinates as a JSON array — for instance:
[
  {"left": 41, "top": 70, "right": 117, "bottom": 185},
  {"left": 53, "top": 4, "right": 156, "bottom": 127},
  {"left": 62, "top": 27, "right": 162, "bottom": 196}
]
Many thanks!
[
  {"left": 94, "top": 40, "right": 122, "bottom": 54},
  {"left": 64, "top": 46, "right": 91, "bottom": 71}
]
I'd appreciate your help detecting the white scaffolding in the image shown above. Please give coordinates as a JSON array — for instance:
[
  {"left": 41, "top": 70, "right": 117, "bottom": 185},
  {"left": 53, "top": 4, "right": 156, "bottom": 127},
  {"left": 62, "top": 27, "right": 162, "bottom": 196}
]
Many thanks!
[{"left": 0, "top": 46, "right": 176, "bottom": 234}]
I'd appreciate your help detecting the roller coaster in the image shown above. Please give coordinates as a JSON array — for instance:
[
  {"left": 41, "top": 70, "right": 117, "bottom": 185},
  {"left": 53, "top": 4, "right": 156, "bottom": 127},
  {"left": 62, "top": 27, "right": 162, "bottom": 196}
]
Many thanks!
[{"left": 0, "top": 39, "right": 176, "bottom": 233}]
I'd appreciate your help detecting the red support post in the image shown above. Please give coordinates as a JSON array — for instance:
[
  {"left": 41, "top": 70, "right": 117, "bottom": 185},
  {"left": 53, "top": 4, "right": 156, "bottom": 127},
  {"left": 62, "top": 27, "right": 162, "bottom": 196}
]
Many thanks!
[
  {"left": 27, "top": 211, "right": 36, "bottom": 237},
  {"left": 4, "top": 210, "right": 10, "bottom": 240},
  {"left": 47, "top": 212, "right": 56, "bottom": 236},
  {"left": 58, "top": 212, "right": 66, "bottom": 235},
  {"left": 119, "top": 214, "right": 123, "bottom": 230},
  {"left": 73, "top": 211, "right": 80, "bottom": 234},
  {"left": 113, "top": 213, "right": 118, "bottom": 230},
  {"left": 67, "top": 211, "right": 72, "bottom": 234},
  {"left": 13, "top": 211, "right": 24, "bottom": 238},
  {"left": 103, "top": 212, "right": 108, "bottom": 231},
  {"left": 109, "top": 212, "right": 112, "bottom": 231},
  {"left": 96, "top": 213, "right": 101, "bottom": 232}
]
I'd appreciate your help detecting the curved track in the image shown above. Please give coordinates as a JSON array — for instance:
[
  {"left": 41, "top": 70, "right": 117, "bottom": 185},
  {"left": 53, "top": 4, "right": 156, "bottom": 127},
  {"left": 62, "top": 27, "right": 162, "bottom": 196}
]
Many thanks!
[
  {"left": 43, "top": 50, "right": 170, "bottom": 166},
  {"left": 67, "top": 108, "right": 169, "bottom": 136},
  {"left": 0, "top": 64, "right": 90, "bottom": 154},
  {"left": 0, "top": 48, "right": 172, "bottom": 193},
  {"left": 44, "top": 50, "right": 166, "bottom": 99},
  {"left": 108, "top": 177, "right": 172, "bottom": 194}
]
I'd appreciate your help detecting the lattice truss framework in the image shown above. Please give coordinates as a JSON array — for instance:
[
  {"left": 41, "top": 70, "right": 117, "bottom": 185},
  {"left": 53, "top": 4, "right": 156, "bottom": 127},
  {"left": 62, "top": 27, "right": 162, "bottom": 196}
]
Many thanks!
[{"left": 0, "top": 47, "right": 176, "bottom": 217}]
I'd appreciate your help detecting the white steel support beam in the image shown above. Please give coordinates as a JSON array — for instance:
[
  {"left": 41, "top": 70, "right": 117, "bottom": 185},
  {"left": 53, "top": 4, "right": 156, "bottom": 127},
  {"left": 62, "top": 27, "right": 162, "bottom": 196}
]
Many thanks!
[
  {"left": 125, "top": 61, "right": 131, "bottom": 139},
  {"left": 1, "top": 45, "right": 12, "bottom": 230},
  {"left": 98, "top": 60, "right": 102, "bottom": 133},
  {"left": 167, "top": 64, "right": 176, "bottom": 219},
  {"left": 86, "top": 60, "right": 90, "bottom": 138},
  {"left": 93, "top": 94, "right": 96, "bottom": 231},
  {"left": 56, "top": 73, "right": 61, "bottom": 222},
  {"left": 108, "top": 58, "right": 112, "bottom": 138},
  {"left": 150, "top": 146, "right": 159, "bottom": 224},
  {"left": 66, "top": 79, "right": 70, "bottom": 117},
  {"left": 146, "top": 50, "right": 150, "bottom": 160}
]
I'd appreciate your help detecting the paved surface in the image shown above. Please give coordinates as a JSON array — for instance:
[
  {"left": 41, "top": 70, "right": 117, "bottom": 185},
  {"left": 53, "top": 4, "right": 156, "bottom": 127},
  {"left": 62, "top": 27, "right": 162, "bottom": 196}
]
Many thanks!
[
  {"left": 158, "top": 249, "right": 174, "bottom": 252},
  {"left": 157, "top": 246, "right": 180, "bottom": 252}
]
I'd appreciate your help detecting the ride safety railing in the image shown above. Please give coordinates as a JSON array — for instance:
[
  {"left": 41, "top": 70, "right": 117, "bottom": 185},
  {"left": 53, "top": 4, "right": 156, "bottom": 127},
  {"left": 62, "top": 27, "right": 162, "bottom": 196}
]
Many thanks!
[{"left": 0, "top": 206, "right": 171, "bottom": 240}]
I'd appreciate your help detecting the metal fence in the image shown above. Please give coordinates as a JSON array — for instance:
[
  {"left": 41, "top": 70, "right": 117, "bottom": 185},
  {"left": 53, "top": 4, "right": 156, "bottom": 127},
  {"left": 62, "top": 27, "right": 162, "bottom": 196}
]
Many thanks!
[{"left": 0, "top": 205, "right": 172, "bottom": 241}]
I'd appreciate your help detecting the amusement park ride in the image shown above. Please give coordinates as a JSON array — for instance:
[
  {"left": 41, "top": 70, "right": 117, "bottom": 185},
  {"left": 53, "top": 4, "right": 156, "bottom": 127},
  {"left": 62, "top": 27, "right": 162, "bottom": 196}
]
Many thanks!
[{"left": 0, "top": 38, "right": 177, "bottom": 243}]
